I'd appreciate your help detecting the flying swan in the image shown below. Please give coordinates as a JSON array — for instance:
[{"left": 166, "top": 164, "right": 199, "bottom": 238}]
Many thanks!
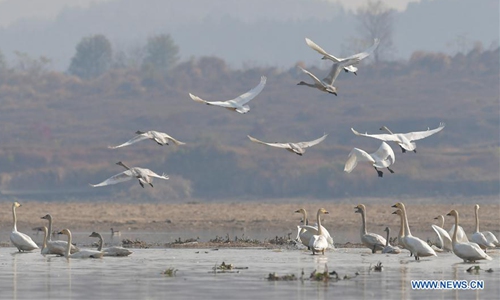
[
  {"left": 89, "top": 232, "right": 133, "bottom": 256},
  {"left": 392, "top": 202, "right": 437, "bottom": 260},
  {"left": 188, "top": 76, "right": 266, "bottom": 114},
  {"left": 108, "top": 130, "right": 185, "bottom": 149},
  {"left": 297, "top": 60, "right": 356, "bottom": 95},
  {"left": 90, "top": 161, "right": 169, "bottom": 188},
  {"left": 305, "top": 38, "right": 379, "bottom": 75},
  {"left": 10, "top": 202, "right": 39, "bottom": 252},
  {"left": 354, "top": 204, "right": 386, "bottom": 253},
  {"left": 344, "top": 141, "right": 395, "bottom": 177},
  {"left": 247, "top": 133, "right": 327, "bottom": 156},
  {"left": 351, "top": 122, "right": 445, "bottom": 153},
  {"left": 446, "top": 210, "right": 491, "bottom": 262}
]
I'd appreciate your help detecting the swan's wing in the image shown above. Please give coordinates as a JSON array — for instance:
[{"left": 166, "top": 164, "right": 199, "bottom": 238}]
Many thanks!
[
  {"left": 304, "top": 38, "right": 341, "bottom": 62},
  {"left": 188, "top": 93, "right": 235, "bottom": 108},
  {"left": 351, "top": 128, "right": 401, "bottom": 142},
  {"left": 322, "top": 63, "right": 344, "bottom": 85},
  {"left": 247, "top": 135, "right": 290, "bottom": 149},
  {"left": 108, "top": 135, "right": 150, "bottom": 149},
  {"left": 371, "top": 142, "right": 395, "bottom": 168},
  {"left": 431, "top": 225, "right": 445, "bottom": 249},
  {"left": 155, "top": 132, "right": 186, "bottom": 145},
  {"left": 232, "top": 76, "right": 267, "bottom": 105},
  {"left": 403, "top": 122, "right": 445, "bottom": 142},
  {"left": 11, "top": 231, "right": 38, "bottom": 249},
  {"left": 482, "top": 231, "right": 500, "bottom": 246},
  {"left": 296, "top": 133, "right": 328, "bottom": 148},
  {"left": 344, "top": 38, "right": 380, "bottom": 62},
  {"left": 90, "top": 170, "right": 134, "bottom": 187},
  {"left": 344, "top": 148, "right": 374, "bottom": 173},
  {"left": 298, "top": 67, "right": 324, "bottom": 86}
]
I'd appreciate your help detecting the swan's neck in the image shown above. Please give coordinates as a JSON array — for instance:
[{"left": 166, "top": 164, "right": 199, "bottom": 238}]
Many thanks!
[
  {"left": 383, "top": 127, "right": 394, "bottom": 134},
  {"left": 97, "top": 234, "right": 104, "bottom": 251},
  {"left": 398, "top": 213, "right": 405, "bottom": 239},
  {"left": 316, "top": 211, "right": 323, "bottom": 236},
  {"left": 47, "top": 217, "right": 53, "bottom": 241},
  {"left": 385, "top": 229, "right": 390, "bottom": 247},
  {"left": 42, "top": 228, "right": 48, "bottom": 251},
  {"left": 298, "top": 81, "right": 316, "bottom": 88},
  {"left": 65, "top": 232, "right": 72, "bottom": 258},
  {"left": 303, "top": 210, "right": 309, "bottom": 226},
  {"left": 439, "top": 215, "right": 445, "bottom": 228},
  {"left": 452, "top": 214, "right": 459, "bottom": 244},
  {"left": 360, "top": 210, "right": 367, "bottom": 235},
  {"left": 401, "top": 207, "right": 412, "bottom": 236},
  {"left": 474, "top": 207, "right": 480, "bottom": 233},
  {"left": 12, "top": 205, "right": 18, "bottom": 232}
]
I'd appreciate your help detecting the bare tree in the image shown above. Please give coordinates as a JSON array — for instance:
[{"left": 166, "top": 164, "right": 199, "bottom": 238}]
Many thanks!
[{"left": 355, "top": 0, "right": 395, "bottom": 63}]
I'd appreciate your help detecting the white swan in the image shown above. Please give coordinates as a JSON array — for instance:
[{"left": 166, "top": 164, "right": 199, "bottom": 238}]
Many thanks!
[
  {"left": 58, "top": 229, "right": 103, "bottom": 259},
  {"left": 10, "top": 202, "right": 39, "bottom": 252},
  {"left": 40, "top": 226, "right": 48, "bottom": 253},
  {"left": 447, "top": 210, "right": 492, "bottom": 262},
  {"left": 354, "top": 204, "right": 386, "bottom": 253},
  {"left": 297, "top": 60, "right": 356, "bottom": 95},
  {"left": 298, "top": 208, "right": 330, "bottom": 255},
  {"left": 382, "top": 227, "right": 401, "bottom": 254},
  {"left": 305, "top": 38, "right": 379, "bottom": 75},
  {"left": 89, "top": 232, "right": 132, "bottom": 257},
  {"left": 294, "top": 208, "right": 334, "bottom": 249},
  {"left": 247, "top": 133, "right": 327, "bottom": 156},
  {"left": 351, "top": 122, "right": 445, "bottom": 153},
  {"left": 90, "top": 161, "right": 169, "bottom": 188},
  {"left": 449, "top": 224, "right": 469, "bottom": 243},
  {"left": 392, "top": 209, "right": 409, "bottom": 252},
  {"left": 188, "top": 76, "right": 266, "bottom": 114},
  {"left": 108, "top": 130, "right": 185, "bottom": 149},
  {"left": 391, "top": 202, "right": 437, "bottom": 260},
  {"left": 344, "top": 141, "right": 395, "bottom": 177},
  {"left": 470, "top": 204, "right": 496, "bottom": 250},
  {"left": 431, "top": 215, "right": 453, "bottom": 252},
  {"left": 41, "top": 214, "right": 79, "bottom": 255}
]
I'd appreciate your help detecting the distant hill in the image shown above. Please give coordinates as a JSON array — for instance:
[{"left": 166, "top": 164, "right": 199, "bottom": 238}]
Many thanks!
[{"left": 0, "top": 45, "right": 498, "bottom": 201}]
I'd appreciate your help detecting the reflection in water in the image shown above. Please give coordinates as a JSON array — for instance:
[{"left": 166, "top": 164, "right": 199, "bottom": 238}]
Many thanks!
[{"left": 13, "top": 253, "right": 17, "bottom": 300}]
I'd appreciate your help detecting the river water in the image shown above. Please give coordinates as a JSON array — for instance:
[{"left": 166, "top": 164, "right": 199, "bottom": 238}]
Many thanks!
[{"left": 0, "top": 245, "right": 498, "bottom": 299}]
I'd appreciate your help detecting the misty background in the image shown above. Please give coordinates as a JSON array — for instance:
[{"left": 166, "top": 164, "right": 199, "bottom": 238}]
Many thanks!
[{"left": 0, "top": 0, "right": 498, "bottom": 203}]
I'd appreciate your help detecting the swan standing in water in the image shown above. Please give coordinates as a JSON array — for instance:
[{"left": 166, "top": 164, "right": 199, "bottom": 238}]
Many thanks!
[
  {"left": 90, "top": 161, "right": 169, "bottom": 188},
  {"left": 354, "top": 204, "right": 386, "bottom": 253},
  {"left": 111, "top": 228, "right": 121, "bottom": 237},
  {"left": 297, "top": 59, "right": 358, "bottom": 95},
  {"left": 391, "top": 202, "right": 437, "bottom": 260},
  {"left": 298, "top": 208, "right": 330, "bottom": 255},
  {"left": 382, "top": 227, "right": 401, "bottom": 254},
  {"left": 247, "top": 134, "right": 327, "bottom": 156},
  {"left": 58, "top": 229, "right": 103, "bottom": 259},
  {"left": 10, "top": 202, "right": 39, "bottom": 252},
  {"left": 41, "top": 214, "right": 79, "bottom": 255},
  {"left": 344, "top": 142, "right": 395, "bottom": 177},
  {"left": 89, "top": 232, "right": 132, "bottom": 256},
  {"left": 305, "top": 38, "right": 379, "bottom": 75},
  {"left": 351, "top": 123, "right": 445, "bottom": 153},
  {"left": 446, "top": 210, "right": 492, "bottom": 262},
  {"left": 188, "top": 76, "right": 266, "bottom": 114},
  {"left": 295, "top": 208, "right": 334, "bottom": 249},
  {"left": 471, "top": 204, "right": 496, "bottom": 250},
  {"left": 392, "top": 210, "right": 410, "bottom": 254},
  {"left": 431, "top": 215, "right": 453, "bottom": 252},
  {"left": 108, "top": 130, "right": 185, "bottom": 149}
]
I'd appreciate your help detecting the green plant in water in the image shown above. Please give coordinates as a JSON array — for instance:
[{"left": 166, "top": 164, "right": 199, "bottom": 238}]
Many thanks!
[{"left": 162, "top": 267, "right": 178, "bottom": 277}]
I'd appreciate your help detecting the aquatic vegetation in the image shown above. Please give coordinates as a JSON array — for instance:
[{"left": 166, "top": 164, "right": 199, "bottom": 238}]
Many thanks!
[
  {"left": 173, "top": 237, "right": 199, "bottom": 244},
  {"left": 267, "top": 272, "right": 297, "bottom": 281},
  {"left": 122, "top": 238, "right": 149, "bottom": 248},
  {"left": 372, "top": 262, "right": 383, "bottom": 272},
  {"left": 162, "top": 267, "right": 178, "bottom": 277},
  {"left": 212, "top": 261, "right": 249, "bottom": 273}
]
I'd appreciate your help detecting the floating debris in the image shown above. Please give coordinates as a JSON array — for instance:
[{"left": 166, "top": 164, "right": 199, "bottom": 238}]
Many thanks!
[
  {"left": 267, "top": 272, "right": 297, "bottom": 281},
  {"left": 373, "top": 262, "right": 383, "bottom": 272},
  {"left": 485, "top": 268, "right": 494, "bottom": 273},
  {"left": 211, "top": 261, "right": 248, "bottom": 273},
  {"left": 122, "top": 238, "right": 149, "bottom": 248},
  {"left": 466, "top": 266, "right": 481, "bottom": 274}
]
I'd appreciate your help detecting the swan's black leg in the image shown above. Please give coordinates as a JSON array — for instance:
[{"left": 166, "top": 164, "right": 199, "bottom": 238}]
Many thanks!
[
  {"left": 413, "top": 149, "right": 417, "bottom": 153},
  {"left": 401, "top": 146, "right": 406, "bottom": 153},
  {"left": 149, "top": 183, "right": 154, "bottom": 187},
  {"left": 372, "top": 246, "right": 376, "bottom": 253},
  {"left": 387, "top": 167, "right": 395, "bottom": 174},
  {"left": 375, "top": 167, "right": 383, "bottom": 177},
  {"left": 139, "top": 181, "right": 144, "bottom": 188}
]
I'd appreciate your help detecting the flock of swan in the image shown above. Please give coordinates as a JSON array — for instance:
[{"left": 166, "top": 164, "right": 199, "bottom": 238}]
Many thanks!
[
  {"left": 5, "top": 37, "right": 494, "bottom": 266},
  {"left": 294, "top": 203, "right": 497, "bottom": 262}
]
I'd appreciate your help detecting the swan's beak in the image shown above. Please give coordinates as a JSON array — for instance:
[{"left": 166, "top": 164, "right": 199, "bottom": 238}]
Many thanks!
[
  {"left": 294, "top": 210, "right": 301, "bottom": 213},
  {"left": 433, "top": 217, "right": 438, "bottom": 220},
  {"left": 324, "top": 211, "right": 330, "bottom": 214},
  {"left": 446, "top": 213, "right": 451, "bottom": 216},
  {"left": 391, "top": 204, "right": 397, "bottom": 208},
  {"left": 391, "top": 211, "right": 398, "bottom": 215}
]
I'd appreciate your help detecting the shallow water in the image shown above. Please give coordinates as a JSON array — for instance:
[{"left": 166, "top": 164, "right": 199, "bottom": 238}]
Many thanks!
[{"left": 0, "top": 246, "right": 498, "bottom": 300}]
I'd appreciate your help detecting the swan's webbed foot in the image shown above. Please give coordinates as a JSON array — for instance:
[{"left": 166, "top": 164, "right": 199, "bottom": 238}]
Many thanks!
[
  {"left": 387, "top": 167, "right": 395, "bottom": 174},
  {"left": 139, "top": 181, "right": 144, "bottom": 188},
  {"left": 149, "top": 183, "right": 154, "bottom": 187},
  {"left": 375, "top": 168, "right": 383, "bottom": 177},
  {"left": 413, "top": 149, "right": 417, "bottom": 153},
  {"left": 354, "top": 72, "right": 357, "bottom": 76}
]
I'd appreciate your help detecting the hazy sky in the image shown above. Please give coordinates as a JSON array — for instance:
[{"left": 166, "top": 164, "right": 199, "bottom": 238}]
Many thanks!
[{"left": 0, "top": 0, "right": 423, "bottom": 27}]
